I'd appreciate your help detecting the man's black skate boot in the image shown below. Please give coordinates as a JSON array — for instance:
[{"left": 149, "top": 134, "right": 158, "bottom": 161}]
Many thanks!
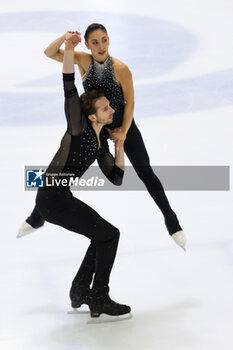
[
  {"left": 89, "top": 287, "right": 131, "bottom": 318},
  {"left": 69, "top": 283, "right": 90, "bottom": 309}
]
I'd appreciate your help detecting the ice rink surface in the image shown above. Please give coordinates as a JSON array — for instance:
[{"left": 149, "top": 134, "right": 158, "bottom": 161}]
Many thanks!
[{"left": 0, "top": 0, "right": 233, "bottom": 349}]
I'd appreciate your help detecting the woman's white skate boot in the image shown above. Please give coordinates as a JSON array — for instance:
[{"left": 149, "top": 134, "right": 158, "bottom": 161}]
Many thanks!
[{"left": 171, "top": 230, "right": 187, "bottom": 251}]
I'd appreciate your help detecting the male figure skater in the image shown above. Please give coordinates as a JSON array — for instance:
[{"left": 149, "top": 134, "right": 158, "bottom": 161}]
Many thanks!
[{"left": 23, "top": 35, "right": 130, "bottom": 318}]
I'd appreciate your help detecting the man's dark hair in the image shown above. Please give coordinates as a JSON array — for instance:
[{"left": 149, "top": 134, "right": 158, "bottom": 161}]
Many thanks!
[
  {"left": 80, "top": 90, "right": 105, "bottom": 116},
  {"left": 84, "top": 23, "right": 108, "bottom": 42}
]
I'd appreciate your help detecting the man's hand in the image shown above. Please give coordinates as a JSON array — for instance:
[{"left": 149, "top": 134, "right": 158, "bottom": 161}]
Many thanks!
[
  {"left": 65, "top": 31, "right": 81, "bottom": 50},
  {"left": 106, "top": 128, "right": 126, "bottom": 147}
]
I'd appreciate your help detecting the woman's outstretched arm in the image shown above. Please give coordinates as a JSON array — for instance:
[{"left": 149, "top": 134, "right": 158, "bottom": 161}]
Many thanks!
[
  {"left": 44, "top": 31, "right": 86, "bottom": 66},
  {"left": 110, "top": 64, "right": 135, "bottom": 145},
  {"left": 118, "top": 65, "right": 135, "bottom": 135},
  {"left": 44, "top": 33, "right": 67, "bottom": 62}
]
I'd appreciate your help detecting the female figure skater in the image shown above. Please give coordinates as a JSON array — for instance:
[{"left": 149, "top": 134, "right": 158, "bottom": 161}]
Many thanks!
[
  {"left": 33, "top": 37, "right": 130, "bottom": 317},
  {"left": 19, "top": 24, "right": 186, "bottom": 248}
]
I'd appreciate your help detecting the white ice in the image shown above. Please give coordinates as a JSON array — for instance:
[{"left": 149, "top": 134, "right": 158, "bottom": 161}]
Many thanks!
[{"left": 0, "top": 1, "right": 233, "bottom": 349}]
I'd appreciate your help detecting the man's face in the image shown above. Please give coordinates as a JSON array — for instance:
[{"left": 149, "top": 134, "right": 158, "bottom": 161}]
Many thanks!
[
  {"left": 85, "top": 30, "right": 109, "bottom": 62},
  {"left": 94, "top": 96, "right": 114, "bottom": 125}
]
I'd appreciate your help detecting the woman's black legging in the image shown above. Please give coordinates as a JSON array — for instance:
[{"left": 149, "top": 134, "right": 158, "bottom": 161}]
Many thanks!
[
  {"left": 71, "top": 119, "right": 182, "bottom": 287},
  {"left": 36, "top": 188, "right": 119, "bottom": 291},
  {"left": 123, "top": 119, "right": 182, "bottom": 235}
]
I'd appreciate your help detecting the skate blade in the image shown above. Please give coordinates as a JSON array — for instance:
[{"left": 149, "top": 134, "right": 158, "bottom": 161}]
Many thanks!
[
  {"left": 181, "top": 246, "right": 187, "bottom": 252},
  {"left": 67, "top": 308, "right": 90, "bottom": 315},
  {"left": 16, "top": 230, "right": 35, "bottom": 239},
  {"left": 87, "top": 312, "right": 133, "bottom": 324}
]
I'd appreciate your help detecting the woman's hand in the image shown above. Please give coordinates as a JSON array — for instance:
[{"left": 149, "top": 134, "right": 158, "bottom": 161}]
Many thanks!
[
  {"left": 111, "top": 128, "right": 126, "bottom": 144},
  {"left": 66, "top": 31, "right": 81, "bottom": 41}
]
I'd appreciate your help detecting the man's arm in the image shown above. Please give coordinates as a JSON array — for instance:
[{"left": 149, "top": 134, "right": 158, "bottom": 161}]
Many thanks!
[
  {"left": 63, "top": 39, "right": 87, "bottom": 135},
  {"left": 97, "top": 141, "right": 125, "bottom": 186}
]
